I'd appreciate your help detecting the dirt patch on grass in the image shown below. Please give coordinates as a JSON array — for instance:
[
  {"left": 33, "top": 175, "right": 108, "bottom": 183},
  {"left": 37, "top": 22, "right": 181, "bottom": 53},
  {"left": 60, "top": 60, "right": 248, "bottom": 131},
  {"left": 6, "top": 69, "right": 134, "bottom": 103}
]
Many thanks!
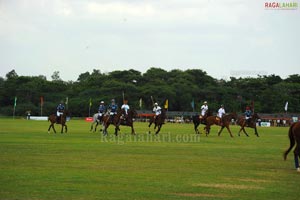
[
  {"left": 173, "top": 193, "right": 231, "bottom": 198},
  {"left": 193, "top": 183, "right": 263, "bottom": 190},
  {"left": 233, "top": 178, "right": 271, "bottom": 183}
]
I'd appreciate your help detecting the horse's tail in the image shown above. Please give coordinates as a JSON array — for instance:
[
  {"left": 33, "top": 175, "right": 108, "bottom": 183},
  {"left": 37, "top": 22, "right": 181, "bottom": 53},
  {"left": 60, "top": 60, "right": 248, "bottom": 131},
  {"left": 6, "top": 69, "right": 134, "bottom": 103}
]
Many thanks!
[{"left": 283, "top": 123, "right": 296, "bottom": 160}]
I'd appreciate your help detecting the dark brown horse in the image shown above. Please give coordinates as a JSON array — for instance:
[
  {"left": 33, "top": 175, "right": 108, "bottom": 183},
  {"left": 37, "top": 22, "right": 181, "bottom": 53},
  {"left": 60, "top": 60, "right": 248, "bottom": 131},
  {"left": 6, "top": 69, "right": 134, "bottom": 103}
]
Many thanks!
[
  {"left": 283, "top": 122, "right": 300, "bottom": 172},
  {"left": 48, "top": 111, "right": 68, "bottom": 133},
  {"left": 204, "top": 112, "right": 237, "bottom": 137},
  {"left": 192, "top": 110, "right": 213, "bottom": 134},
  {"left": 237, "top": 113, "right": 260, "bottom": 137},
  {"left": 103, "top": 108, "right": 137, "bottom": 136},
  {"left": 148, "top": 108, "right": 167, "bottom": 135}
]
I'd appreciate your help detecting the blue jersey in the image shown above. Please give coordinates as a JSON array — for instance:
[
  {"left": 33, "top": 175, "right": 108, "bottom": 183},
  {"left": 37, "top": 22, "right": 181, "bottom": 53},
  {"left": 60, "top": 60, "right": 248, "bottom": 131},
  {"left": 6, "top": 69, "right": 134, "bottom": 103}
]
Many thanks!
[
  {"left": 57, "top": 104, "right": 65, "bottom": 112},
  {"left": 109, "top": 104, "right": 118, "bottom": 113},
  {"left": 98, "top": 105, "right": 106, "bottom": 113},
  {"left": 245, "top": 110, "right": 252, "bottom": 117}
]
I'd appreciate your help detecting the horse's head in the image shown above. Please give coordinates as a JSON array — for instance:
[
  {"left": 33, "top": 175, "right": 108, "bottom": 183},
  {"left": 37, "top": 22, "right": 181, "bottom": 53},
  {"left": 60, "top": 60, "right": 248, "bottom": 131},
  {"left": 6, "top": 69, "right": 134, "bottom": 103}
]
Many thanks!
[
  {"left": 62, "top": 110, "right": 69, "bottom": 117},
  {"left": 252, "top": 113, "right": 260, "bottom": 120},
  {"left": 129, "top": 108, "right": 138, "bottom": 118},
  {"left": 205, "top": 110, "right": 213, "bottom": 117},
  {"left": 231, "top": 112, "right": 238, "bottom": 120}
]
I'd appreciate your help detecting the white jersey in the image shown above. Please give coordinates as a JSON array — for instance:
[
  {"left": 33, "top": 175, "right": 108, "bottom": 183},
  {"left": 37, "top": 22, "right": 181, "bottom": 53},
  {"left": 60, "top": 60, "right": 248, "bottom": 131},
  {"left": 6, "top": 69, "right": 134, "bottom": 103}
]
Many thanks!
[
  {"left": 153, "top": 106, "right": 162, "bottom": 116},
  {"left": 201, "top": 105, "right": 208, "bottom": 116},
  {"left": 218, "top": 108, "right": 225, "bottom": 118},
  {"left": 121, "top": 104, "right": 130, "bottom": 114}
]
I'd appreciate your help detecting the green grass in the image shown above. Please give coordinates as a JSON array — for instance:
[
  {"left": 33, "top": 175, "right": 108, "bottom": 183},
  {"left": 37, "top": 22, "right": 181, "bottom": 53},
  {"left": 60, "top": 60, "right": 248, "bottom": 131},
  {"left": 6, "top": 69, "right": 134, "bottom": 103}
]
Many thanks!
[{"left": 0, "top": 118, "right": 299, "bottom": 200}]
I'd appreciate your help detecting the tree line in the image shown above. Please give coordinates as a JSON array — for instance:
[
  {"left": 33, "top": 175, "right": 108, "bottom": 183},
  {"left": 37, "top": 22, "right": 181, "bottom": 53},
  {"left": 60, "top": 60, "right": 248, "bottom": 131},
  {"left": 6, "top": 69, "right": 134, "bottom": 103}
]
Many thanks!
[{"left": 0, "top": 68, "right": 299, "bottom": 117}]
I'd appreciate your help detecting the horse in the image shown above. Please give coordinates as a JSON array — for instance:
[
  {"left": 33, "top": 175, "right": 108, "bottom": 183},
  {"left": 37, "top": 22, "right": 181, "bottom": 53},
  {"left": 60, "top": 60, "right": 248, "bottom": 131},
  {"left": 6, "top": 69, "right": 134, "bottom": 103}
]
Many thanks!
[
  {"left": 48, "top": 111, "right": 68, "bottom": 134},
  {"left": 103, "top": 108, "right": 137, "bottom": 136},
  {"left": 90, "top": 113, "right": 105, "bottom": 132},
  {"left": 192, "top": 110, "right": 213, "bottom": 134},
  {"left": 204, "top": 112, "right": 237, "bottom": 137},
  {"left": 148, "top": 108, "right": 167, "bottom": 135},
  {"left": 236, "top": 113, "right": 260, "bottom": 137},
  {"left": 283, "top": 122, "right": 300, "bottom": 172}
]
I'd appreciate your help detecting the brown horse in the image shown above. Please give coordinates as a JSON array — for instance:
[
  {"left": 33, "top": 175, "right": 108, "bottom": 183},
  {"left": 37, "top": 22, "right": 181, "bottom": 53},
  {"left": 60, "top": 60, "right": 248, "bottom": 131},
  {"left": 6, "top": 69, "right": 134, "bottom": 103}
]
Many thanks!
[
  {"left": 148, "top": 108, "right": 167, "bottom": 135},
  {"left": 48, "top": 111, "right": 68, "bottom": 133},
  {"left": 192, "top": 110, "right": 213, "bottom": 134},
  {"left": 236, "top": 113, "right": 260, "bottom": 137},
  {"left": 103, "top": 108, "right": 137, "bottom": 136},
  {"left": 283, "top": 122, "right": 300, "bottom": 172},
  {"left": 205, "top": 112, "right": 237, "bottom": 137}
]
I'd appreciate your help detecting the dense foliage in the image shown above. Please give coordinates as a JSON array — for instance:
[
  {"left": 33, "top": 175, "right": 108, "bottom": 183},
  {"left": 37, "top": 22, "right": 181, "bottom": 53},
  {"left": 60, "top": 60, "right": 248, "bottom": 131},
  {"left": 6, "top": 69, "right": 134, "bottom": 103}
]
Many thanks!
[{"left": 0, "top": 68, "right": 299, "bottom": 117}]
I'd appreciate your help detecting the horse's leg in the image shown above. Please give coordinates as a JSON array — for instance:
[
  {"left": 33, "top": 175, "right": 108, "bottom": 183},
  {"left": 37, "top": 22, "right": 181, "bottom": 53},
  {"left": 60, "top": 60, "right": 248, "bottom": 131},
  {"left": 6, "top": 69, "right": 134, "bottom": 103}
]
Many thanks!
[
  {"left": 238, "top": 123, "right": 249, "bottom": 137},
  {"left": 131, "top": 125, "right": 135, "bottom": 135},
  {"left": 148, "top": 122, "right": 152, "bottom": 134},
  {"left": 103, "top": 123, "right": 109, "bottom": 136},
  {"left": 156, "top": 125, "right": 162, "bottom": 135},
  {"left": 195, "top": 123, "right": 200, "bottom": 134},
  {"left": 225, "top": 125, "right": 234, "bottom": 137},
  {"left": 48, "top": 124, "right": 52, "bottom": 133},
  {"left": 148, "top": 121, "right": 153, "bottom": 128},
  {"left": 293, "top": 147, "right": 300, "bottom": 171},
  {"left": 242, "top": 127, "right": 249, "bottom": 137},
  {"left": 254, "top": 126, "right": 259, "bottom": 137},
  {"left": 100, "top": 122, "right": 104, "bottom": 132},
  {"left": 238, "top": 126, "right": 242, "bottom": 136},
  {"left": 95, "top": 121, "right": 99, "bottom": 132},
  {"left": 294, "top": 137, "right": 300, "bottom": 171},
  {"left": 61, "top": 124, "right": 64, "bottom": 134},
  {"left": 114, "top": 124, "right": 119, "bottom": 136},
  {"left": 154, "top": 123, "right": 157, "bottom": 130},
  {"left": 65, "top": 124, "right": 68, "bottom": 133},
  {"left": 218, "top": 126, "right": 225, "bottom": 136},
  {"left": 52, "top": 123, "right": 57, "bottom": 133},
  {"left": 205, "top": 125, "right": 210, "bottom": 136},
  {"left": 90, "top": 121, "right": 94, "bottom": 132}
]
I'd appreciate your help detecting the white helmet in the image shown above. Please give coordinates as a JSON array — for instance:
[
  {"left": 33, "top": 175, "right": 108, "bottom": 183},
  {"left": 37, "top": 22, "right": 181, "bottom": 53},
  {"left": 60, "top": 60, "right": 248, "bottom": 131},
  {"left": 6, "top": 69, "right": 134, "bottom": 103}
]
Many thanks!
[
  {"left": 100, "top": 101, "right": 104, "bottom": 104},
  {"left": 154, "top": 102, "right": 158, "bottom": 106}
]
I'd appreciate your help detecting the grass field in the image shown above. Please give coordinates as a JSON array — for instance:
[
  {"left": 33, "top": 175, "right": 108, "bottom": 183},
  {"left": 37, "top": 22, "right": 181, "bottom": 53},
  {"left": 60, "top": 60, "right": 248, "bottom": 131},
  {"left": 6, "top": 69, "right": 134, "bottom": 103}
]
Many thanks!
[{"left": 0, "top": 118, "right": 299, "bottom": 200}]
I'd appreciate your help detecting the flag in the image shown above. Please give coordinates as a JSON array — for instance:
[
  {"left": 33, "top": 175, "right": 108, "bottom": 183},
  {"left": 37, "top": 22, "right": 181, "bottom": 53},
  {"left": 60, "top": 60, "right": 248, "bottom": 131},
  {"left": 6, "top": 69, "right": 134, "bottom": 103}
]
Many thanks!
[
  {"left": 40, "top": 96, "right": 44, "bottom": 106},
  {"left": 139, "top": 98, "right": 142, "bottom": 109},
  {"left": 14, "top": 96, "right": 17, "bottom": 107},
  {"left": 164, "top": 99, "right": 168, "bottom": 109},
  {"left": 89, "top": 98, "right": 92, "bottom": 107},
  {"left": 284, "top": 101, "right": 288, "bottom": 112},
  {"left": 65, "top": 97, "right": 68, "bottom": 105},
  {"left": 191, "top": 99, "right": 195, "bottom": 109}
]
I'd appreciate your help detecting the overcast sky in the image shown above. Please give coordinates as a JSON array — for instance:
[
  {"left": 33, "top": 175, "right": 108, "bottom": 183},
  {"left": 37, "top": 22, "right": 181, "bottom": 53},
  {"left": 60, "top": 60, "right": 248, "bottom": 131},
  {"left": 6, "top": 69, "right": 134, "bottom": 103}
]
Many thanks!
[{"left": 0, "top": 0, "right": 299, "bottom": 81}]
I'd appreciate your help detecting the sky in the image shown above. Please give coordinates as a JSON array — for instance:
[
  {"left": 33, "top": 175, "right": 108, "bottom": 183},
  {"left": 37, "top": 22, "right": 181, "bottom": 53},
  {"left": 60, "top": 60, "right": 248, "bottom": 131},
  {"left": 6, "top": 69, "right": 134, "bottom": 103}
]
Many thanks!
[{"left": 0, "top": 0, "right": 299, "bottom": 81}]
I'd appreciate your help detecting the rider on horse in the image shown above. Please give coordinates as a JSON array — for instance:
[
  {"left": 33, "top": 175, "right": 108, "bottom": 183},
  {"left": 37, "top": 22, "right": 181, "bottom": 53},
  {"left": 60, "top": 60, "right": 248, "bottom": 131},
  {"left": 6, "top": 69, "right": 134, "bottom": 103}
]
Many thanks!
[
  {"left": 200, "top": 101, "right": 208, "bottom": 121},
  {"left": 108, "top": 99, "right": 118, "bottom": 122},
  {"left": 216, "top": 104, "right": 226, "bottom": 126},
  {"left": 56, "top": 100, "right": 65, "bottom": 123},
  {"left": 98, "top": 100, "right": 106, "bottom": 121},
  {"left": 245, "top": 106, "right": 252, "bottom": 125},
  {"left": 121, "top": 99, "right": 130, "bottom": 121},
  {"left": 153, "top": 102, "right": 162, "bottom": 123}
]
